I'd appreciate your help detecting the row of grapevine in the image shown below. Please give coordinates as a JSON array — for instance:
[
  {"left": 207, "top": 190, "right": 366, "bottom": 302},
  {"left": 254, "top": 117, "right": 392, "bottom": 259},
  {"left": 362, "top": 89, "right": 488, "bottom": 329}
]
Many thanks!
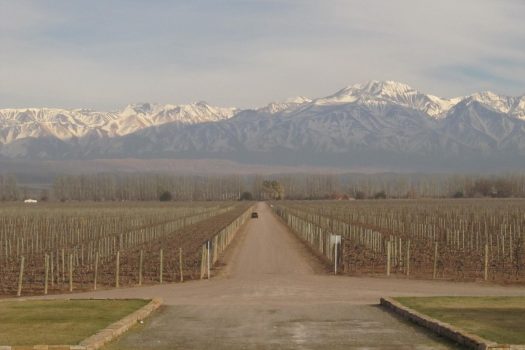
[
  {"left": 272, "top": 199, "right": 525, "bottom": 282},
  {"left": 0, "top": 202, "right": 252, "bottom": 296}
]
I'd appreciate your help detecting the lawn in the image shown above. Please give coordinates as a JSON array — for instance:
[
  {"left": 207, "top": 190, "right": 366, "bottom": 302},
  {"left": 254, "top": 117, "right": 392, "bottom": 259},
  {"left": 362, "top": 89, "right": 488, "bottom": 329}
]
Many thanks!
[
  {"left": 0, "top": 299, "right": 149, "bottom": 346},
  {"left": 394, "top": 296, "right": 525, "bottom": 345}
]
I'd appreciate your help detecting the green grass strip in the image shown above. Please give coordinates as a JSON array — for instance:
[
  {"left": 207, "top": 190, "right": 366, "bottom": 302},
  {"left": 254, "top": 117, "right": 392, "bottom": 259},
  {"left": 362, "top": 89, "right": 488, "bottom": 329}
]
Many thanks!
[
  {"left": 394, "top": 296, "right": 525, "bottom": 344},
  {"left": 0, "top": 299, "right": 149, "bottom": 345}
]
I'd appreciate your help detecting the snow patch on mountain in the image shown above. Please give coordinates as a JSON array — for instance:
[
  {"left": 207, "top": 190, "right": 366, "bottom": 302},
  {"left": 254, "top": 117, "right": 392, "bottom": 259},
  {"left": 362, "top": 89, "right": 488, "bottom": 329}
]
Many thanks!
[
  {"left": 0, "top": 102, "right": 236, "bottom": 144},
  {"left": 284, "top": 96, "right": 312, "bottom": 104},
  {"left": 469, "top": 92, "right": 525, "bottom": 120},
  {"left": 314, "top": 80, "right": 459, "bottom": 117},
  {"left": 258, "top": 96, "right": 312, "bottom": 114}
]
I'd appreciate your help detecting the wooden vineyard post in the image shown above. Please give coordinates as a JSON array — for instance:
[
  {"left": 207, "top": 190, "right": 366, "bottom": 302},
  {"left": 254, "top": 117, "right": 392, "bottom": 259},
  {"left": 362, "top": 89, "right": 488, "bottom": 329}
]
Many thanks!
[
  {"left": 342, "top": 237, "right": 347, "bottom": 273},
  {"left": 213, "top": 236, "right": 218, "bottom": 264},
  {"left": 61, "top": 249, "right": 65, "bottom": 284},
  {"left": 386, "top": 242, "right": 391, "bottom": 276},
  {"left": 334, "top": 239, "right": 338, "bottom": 275},
  {"left": 159, "top": 249, "right": 163, "bottom": 284},
  {"left": 94, "top": 252, "right": 99, "bottom": 291},
  {"left": 398, "top": 238, "right": 403, "bottom": 272},
  {"left": 207, "top": 241, "right": 211, "bottom": 279},
  {"left": 69, "top": 254, "right": 73, "bottom": 292},
  {"left": 509, "top": 235, "right": 513, "bottom": 265},
  {"left": 139, "top": 250, "right": 143, "bottom": 286},
  {"left": 44, "top": 254, "right": 49, "bottom": 295},
  {"left": 200, "top": 244, "right": 206, "bottom": 279},
  {"left": 17, "top": 256, "right": 25, "bottom": 297},
  {"left": 433, "top": 242, "right": 438, "bottom": 279},
  {"left": 484, "top": 244, "right": 489, "bottom": 281},
  {"left": 115, "top": 251, "right": 120, "bottom": 288},
  {"left": 406, "top": 240, "right": 411, "bottom": 277},
  {"left": 179, "top": 248, "right": 184, "bottom": 282},
  {"left": 50, "top": 253, "right": 54, "bottom": 287}
]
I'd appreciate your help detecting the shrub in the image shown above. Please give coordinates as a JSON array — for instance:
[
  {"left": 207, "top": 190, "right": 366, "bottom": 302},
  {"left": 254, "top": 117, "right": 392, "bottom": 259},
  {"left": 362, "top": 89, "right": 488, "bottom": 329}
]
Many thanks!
[
  {"left": 373, "top": 191, "right": 387, "bottom": 199},
  {"left": 355, "top": 191, "right": 366, "bottom": 200},
  {"left": 453, "top": 191, "right": 464, "bottom": 198},
  {"left": 240, "top": 191, "right": 253, "bottom": 201},
  {"left": 159, "top": 191, "right": 172, "bottom": 201}
]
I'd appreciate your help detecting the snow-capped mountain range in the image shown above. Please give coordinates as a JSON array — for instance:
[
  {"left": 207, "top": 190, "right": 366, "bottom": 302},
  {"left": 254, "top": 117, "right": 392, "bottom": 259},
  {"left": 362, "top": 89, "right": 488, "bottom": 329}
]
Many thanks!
[
  {"left": 0, "top": 102, "right": 236, "bottom": 144},
  {"left": 1, "top": 81, "right": 525, "bottom": 171}
]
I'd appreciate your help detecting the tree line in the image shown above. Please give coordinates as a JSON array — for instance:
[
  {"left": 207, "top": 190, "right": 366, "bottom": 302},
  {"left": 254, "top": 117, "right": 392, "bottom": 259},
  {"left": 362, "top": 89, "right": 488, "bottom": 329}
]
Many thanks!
[
  {"left": 0, "top": 175, "right": 19, "bottom": 201},
  {"left": 2, "top": 172, "right": 525, "bottom": 201}
]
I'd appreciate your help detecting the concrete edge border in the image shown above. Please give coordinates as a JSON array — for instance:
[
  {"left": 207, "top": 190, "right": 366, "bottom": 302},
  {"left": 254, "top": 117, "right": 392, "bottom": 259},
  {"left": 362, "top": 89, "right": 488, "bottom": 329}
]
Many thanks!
[
  {"left": 0, "top": 298, "right": 162, "bottom": 350},
  {"left": 379, "top": 297, "right": 525, "bottom": 350},
  {"left": 79, "top": 297, "right": 162, "bottom": 350}
]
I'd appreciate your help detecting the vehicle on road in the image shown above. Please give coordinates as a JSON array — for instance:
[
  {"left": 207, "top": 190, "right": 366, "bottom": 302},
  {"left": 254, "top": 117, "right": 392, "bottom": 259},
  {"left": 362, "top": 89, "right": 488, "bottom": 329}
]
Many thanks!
[{"left": 251, "top": 212, "right": 259, "bottom": 218}]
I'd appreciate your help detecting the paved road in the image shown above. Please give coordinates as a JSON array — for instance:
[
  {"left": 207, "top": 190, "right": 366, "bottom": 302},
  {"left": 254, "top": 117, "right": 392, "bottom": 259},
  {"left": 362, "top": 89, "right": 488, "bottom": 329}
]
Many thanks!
[{"left": 44, "top": 202, "right": 525, "bottom": 349}]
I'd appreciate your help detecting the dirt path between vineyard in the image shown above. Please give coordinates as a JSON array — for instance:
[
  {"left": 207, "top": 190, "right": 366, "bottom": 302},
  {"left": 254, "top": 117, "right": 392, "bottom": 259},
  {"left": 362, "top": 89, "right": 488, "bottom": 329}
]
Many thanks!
[{"left": 38, "top": 202, "right": 525, "bottom": 349}]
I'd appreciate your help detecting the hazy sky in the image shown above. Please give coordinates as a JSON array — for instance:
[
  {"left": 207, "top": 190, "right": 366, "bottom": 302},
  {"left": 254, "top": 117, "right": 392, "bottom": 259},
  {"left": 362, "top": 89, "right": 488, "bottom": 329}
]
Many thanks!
[{"left": 1, "top": 0, "right": 524, "bottom": 110}]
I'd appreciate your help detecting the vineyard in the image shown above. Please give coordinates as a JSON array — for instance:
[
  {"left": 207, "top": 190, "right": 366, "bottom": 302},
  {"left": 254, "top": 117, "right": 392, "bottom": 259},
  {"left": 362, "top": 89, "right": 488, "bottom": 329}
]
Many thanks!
[
  {"left": 272, "top": 199, "right": 525, "bottom": 282},
  {"left": 0, "top": 201, "right": 252, "bottom": 296}
]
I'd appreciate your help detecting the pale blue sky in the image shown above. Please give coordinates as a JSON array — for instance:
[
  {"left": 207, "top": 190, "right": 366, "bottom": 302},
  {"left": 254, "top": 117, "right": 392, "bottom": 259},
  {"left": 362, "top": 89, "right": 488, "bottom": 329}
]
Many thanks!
[{"left": 1, "top": 0, "right": 524, "bottom": 109}]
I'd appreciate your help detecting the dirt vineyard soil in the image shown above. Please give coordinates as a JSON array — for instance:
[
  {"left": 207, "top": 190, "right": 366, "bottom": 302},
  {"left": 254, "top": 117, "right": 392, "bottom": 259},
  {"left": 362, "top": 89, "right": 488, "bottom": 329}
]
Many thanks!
[
  {"left": 272, "top": 199, "right": 525, "bottom": 283},
  {"left": 0, "top": 201, "right": 252, "bottom": 296}
]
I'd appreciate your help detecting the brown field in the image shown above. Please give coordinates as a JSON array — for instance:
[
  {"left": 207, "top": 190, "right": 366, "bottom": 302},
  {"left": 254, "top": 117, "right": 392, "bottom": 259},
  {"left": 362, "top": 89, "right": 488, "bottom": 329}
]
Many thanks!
[
  {"left": 0, "top": 201, "right": 251, "bottom": 296},
  {"left": 273, "top": 199, "right": 525, "bottom": 282}
]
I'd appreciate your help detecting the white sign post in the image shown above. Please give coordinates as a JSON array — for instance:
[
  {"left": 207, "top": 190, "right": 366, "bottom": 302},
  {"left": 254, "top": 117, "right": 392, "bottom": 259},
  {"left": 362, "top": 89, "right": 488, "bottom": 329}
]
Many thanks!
[{"left": 330, "top": 234, "right": 342, "bottom": 275}]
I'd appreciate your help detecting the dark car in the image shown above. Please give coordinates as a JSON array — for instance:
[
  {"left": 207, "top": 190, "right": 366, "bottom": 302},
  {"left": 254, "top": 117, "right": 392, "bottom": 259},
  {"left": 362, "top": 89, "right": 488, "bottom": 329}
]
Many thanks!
[{"left": 251, "top": 212, "right": 259, "bottom": 219}]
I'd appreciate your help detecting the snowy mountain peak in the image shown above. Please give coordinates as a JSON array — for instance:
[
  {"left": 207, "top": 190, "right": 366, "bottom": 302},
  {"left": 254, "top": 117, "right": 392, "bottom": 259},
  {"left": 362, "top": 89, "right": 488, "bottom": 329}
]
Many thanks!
[
  {"left": 314, "top": 80, "right": 457, "bottom": 117},
  {"left": 468, "top": 92, "right": 525, "bottom": 120},
  {"left": 259, "top": 96, "right": 312, "bottom": 114},
  {"left": 121, "top": 103, "right": 152, "bottom": 116},
  {"left": 120, "top": 102, "right": 235, "bottom": 120},
  {"left": 470, "top": 91, "right": 511, "bottom": 111},
  {"left": 284, "top": 96, "right": 312, "bottom": 104},
  {"left": 358, "top": 80, "right": 414, "bottom": 96},
  {"left": 322, "top": 80, "right": 416, "bottom": 102},
  {"left": 0, "top": 102, "right": 237, "bottom": 144}
]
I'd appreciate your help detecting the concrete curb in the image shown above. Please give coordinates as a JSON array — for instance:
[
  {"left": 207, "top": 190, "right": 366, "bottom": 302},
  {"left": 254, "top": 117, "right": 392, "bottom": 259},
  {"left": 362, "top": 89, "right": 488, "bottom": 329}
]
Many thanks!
[
  {"left": 79, "top": 298, "right": 162, "bottom": 350},
  {"left": 380, "top": 297, "right": 525, "bottom": 350},
  {"left": 0, "top": 298, "right": 162, "bottom": 350}
]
